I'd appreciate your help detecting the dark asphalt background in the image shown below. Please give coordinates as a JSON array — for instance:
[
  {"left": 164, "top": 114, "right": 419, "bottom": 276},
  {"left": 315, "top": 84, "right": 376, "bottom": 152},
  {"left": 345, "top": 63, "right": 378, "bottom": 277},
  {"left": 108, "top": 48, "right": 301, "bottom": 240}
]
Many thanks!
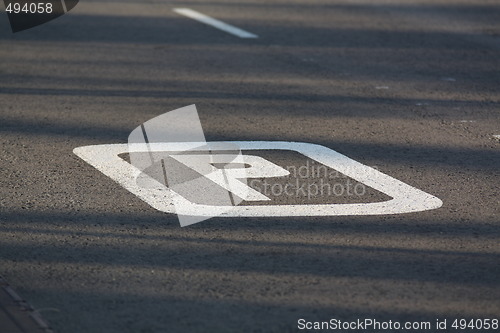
[{"left": 1, "top": 0, "right": 499, "bottom": 332}]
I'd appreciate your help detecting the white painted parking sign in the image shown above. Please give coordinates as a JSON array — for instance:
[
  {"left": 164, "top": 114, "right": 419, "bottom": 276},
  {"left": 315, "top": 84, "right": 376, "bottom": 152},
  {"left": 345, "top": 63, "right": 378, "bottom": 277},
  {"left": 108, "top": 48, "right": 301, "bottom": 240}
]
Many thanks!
[{"left": 73, "top": 141, "right": 442, "bottom": 218}]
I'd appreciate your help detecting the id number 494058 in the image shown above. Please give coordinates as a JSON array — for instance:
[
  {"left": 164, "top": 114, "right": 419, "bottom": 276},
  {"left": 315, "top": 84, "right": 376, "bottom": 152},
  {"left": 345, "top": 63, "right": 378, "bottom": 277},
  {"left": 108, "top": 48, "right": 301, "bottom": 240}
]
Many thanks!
[
  {"left": 5, "top": 2, "right": 53, "bottom": 14},
  {"left": 452, "top": 319, "right": 498, "bottom": 330}
]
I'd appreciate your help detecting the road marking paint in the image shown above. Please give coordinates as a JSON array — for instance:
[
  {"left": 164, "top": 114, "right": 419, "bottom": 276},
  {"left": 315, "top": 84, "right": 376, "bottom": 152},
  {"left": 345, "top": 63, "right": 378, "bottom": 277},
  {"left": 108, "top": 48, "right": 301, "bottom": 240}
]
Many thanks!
[
  {"left": 375, "top": 86, "right": 389, "bottom": 90},
  {"left": 173, "top": 8, "right": 258, "bottom": 38},
  {"left": 171, "top": 154, "right": 289, "bottom": 202},
  {"left": 73, "top": 141, "right": 442, "bottom": 218}
]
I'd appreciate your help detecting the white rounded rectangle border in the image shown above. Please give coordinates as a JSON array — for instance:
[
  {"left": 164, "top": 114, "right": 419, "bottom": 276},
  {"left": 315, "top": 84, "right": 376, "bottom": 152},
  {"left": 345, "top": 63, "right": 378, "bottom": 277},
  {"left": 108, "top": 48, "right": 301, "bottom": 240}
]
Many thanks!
[{"left": 73, "top": 141, "right": 443, "bottom": 218}]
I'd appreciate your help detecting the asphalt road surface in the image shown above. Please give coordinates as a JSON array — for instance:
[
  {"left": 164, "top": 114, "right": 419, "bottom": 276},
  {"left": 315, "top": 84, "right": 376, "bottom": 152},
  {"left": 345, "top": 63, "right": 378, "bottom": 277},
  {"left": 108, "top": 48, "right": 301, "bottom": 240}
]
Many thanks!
[{"left": 1, "top": 0, "right": 499, "bottom": 332}]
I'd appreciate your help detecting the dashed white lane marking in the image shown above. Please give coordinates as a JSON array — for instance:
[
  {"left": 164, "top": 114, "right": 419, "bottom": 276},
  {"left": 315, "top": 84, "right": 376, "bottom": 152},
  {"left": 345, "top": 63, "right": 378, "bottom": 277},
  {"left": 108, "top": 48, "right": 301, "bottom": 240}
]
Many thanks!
[
  {"left": 173, "top": 8, "right": 258, "bottom": 39},
  {"left": 73, "top": 141, "right": 442, "bottom": 218}
]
